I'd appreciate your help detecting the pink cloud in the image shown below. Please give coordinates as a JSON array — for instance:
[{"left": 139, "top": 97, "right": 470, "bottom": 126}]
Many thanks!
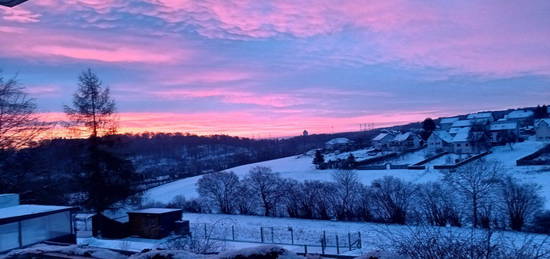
[{"left": 0, "top": 6, "right": 41, "bottom": 23}]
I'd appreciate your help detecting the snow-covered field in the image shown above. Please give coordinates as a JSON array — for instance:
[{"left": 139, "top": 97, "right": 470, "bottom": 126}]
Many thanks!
[{"left": 144, "top": 140, "right": 550, "bottom": 209}]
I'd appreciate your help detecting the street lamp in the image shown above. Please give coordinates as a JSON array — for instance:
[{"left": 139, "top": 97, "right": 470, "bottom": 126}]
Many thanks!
[{"left": 0, "top": 0, "right": 28, "bottom": 7}]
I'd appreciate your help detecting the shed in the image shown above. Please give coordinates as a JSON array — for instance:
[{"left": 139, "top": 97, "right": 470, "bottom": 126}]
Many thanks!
[
  {"left": 128, "top": 208, "right": 183, "bottom": 239},
  {"left": 0, "top": 194, "right": 77, "bottom": 253}
]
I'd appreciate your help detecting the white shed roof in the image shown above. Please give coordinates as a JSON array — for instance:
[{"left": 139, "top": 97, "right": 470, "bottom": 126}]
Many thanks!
[
  {"left": 451, "top": 120, "right": 473, "bottom": 127},
  {"left": 372, "top": 133, "right": 391, "bottom": 142},
  {"left": 393, "top": 132, "right": 412, "bottom": 142},
  {"left": 325, "top": 138, "right": 351, "bottom": 145},
  {"left": 0, "top": 205, "right": 73, "bottom": 221}
]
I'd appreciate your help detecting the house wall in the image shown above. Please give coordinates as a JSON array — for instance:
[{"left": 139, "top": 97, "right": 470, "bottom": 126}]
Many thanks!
[
  {"left": 0, "top": 194, "right": 19, "bottom": 209},
  {"left": 537, "top": 124, "right": 550, "bottom": 141}
]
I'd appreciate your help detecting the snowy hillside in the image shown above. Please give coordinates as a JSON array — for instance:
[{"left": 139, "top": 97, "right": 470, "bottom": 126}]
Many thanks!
[{"left": 144, "top": 140, "right": 550, "bottom": 208}]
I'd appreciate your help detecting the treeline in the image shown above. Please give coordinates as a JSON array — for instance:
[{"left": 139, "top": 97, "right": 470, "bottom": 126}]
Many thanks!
[{"left": 164, "top": 160, "right": 549, "bottom": 234}]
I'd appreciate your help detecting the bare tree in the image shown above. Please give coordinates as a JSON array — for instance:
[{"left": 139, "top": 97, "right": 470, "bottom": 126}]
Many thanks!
[
  {"left": 499, "top": 176, "right": 544, "bottom": 231},
  {"left": 243, "top": 166, "right": 284, "bottom": 216},
  {"left": 0, "top": 73, "right": 46, "bottom": 151},
  {"left": 197, "top": 171, "right": 240, "bottom": 214},
  {"left": 416, "top": 182, "right": 462, "bottom": 227},
  {"left": 332, "top": 170, "right": 362, "bottom": 220},
  {"left": 64, "top": 69, "right": 116, "bottom": 138},
  {"left": 371, "top": 176, "right": 416, "bottom": 224},
  {"left": 443, "top": 160, "right": 502, "bottom": 228}
]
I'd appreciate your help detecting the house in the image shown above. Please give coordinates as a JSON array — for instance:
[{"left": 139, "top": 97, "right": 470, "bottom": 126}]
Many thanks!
[
  {"left": 467, "top": 112, "right": 494, "bottom": 122},
  {"left": 390, "top": 132, "right": 422, "bottom": 152},
  {"left": 372, "top": 133, "right": 395, "bottom": 151},
  {"left": 504, "top": 110, "right": 534, "bottom": 126},
  {"left": 439, "top": 117, "right": 460, "bottom": 130},
  {"left": 0, "top": 194, "right": 77, "bottom": 253},
  {"left": 427, "top": 130, "right": 453, "bottom": 153},
  {"left": 489, "top": 122, "right": 519, "bottom": 144},
  {"left": 325, "top": 138, "right": 352, "bottom": 150},
  {"left": 535, "top": 119, "right": 550, "bottom": 141},
  {"left": 451, "top": 127, "right": 489, "bottom": 154}
]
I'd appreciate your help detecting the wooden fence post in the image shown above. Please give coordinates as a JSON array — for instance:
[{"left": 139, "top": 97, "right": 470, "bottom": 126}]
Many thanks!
[
  {"left": 358, "top": 231, "right": 362, "bottom": 248},
  {"left": 260, "top": 227, "right": 264, "bottom": 243},
  {"left": 348, "top": 232, "right": 352, "bottom": 251},
  {"left": 204, "top": 223, "right": 207, "bottom": 239},
  {"left": 336, "top": 234, "right": 340, "bottom": 254},
  {"left": 232, "top": 225, "right": 235, "bottom": 241},
  {"left": 271, "top": 227, "right": 274, "bottom": 243}
]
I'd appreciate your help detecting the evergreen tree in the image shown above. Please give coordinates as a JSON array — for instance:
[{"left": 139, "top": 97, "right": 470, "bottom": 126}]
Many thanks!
[
  {"left": 421, "top": 118, "right": 436, "bottom": 140},
  {"left": 64, "top": 69, "right": 137, "bottom": 212},
  {"left": 313, "top": 150, "right": 325, "bottom": 169},
  {"left": 534, "top": 105, "right": 549, "bottom": 119}
]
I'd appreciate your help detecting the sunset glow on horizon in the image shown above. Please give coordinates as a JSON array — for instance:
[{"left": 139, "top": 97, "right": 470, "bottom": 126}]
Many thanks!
[{"left": 2, "top": 0, "right": 550, "bottom": 138}]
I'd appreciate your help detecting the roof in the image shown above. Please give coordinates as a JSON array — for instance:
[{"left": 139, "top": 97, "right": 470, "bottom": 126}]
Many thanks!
[
  {"left": 393, "top": 132, "right": 412, "bottom": 142},
  {"left": 490, "top": 122, "right": 518, "bottom": 131},
  {"left": 372, "top": 133, "right": 392, "bottom": 142},
  {"left": 325, "top": 138, "right": 351, "bottom": 145},
  {"left": 467, "top": 112, "right": 493, "bottom": 120},
  {"left": 0, "top": 205, "right": 75, "bottom": 224},
  {"left": 440, "top": 117, "right": 460, "bottom": 124},
  {"left": 505, "top": 110, "right": 533, "bottom": 119},
  {"left": 128, "top": 208, "right": 183, "bottom": 214},
  {"left": 449, "top": 127, "right": 462, "bottom": 135},
  {"left": 452, "top": 127, "right": 471, "bottom": 142},
  {"left": 451, "top": 120, "right": 473, "bottom": 127},
  {"left": 430, "top": 130, "right": 453, "bottom": 143}
]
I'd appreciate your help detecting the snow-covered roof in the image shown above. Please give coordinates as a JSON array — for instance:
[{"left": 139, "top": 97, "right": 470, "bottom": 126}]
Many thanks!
[
  {"left": 128, "top": 208, "right": 182, "bottom": 214},
  {"left": 451, "top": 120, "right": 473, "bottom": 128},
  {"left": 372, "top": 133, "right": 391, "bottom": 142},
  {"left": 452, "top": 127, "right": 471, "bottom": 142},
  {"left": 440, "top": 117, "right": 460, "bottom": 124},
  {"left": 325, "top": 138, "right": 351, "bottom": 145},
  {"left": 0, "top": 205, "right": 74, "bottom": 223},
  {"left": 430, "top": 130, "right": 453, "bottom": 143},
  {"left": 490, "top": 122, "right": 518, "bottom": 131},
  {"left": 505, "top": 110, "right": 534, "bottom": 119},
  {"left": 393, "top": 132, "right": 413, "bottom": 142},
  {"left": 467, "top": 112, "right": 493, "bottom": 120}
]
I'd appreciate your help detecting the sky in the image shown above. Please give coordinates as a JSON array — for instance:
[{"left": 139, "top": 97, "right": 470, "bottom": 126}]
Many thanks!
[{"left": 1, "top": 0, "right": 550, "bottom": 138}]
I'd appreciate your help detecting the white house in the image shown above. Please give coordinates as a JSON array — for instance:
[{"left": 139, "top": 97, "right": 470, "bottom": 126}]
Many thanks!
[
  {"left": 451, "top": 120, "right": 473, "bottom": 129},
  {"left": 427, "top": 130, "right": 453, "bottom": 153},
  {"left": 372, "top": 132, "right": 395, "bottom": 151},
  {"left": 0, "top": 194, "right": 76, "bottom": 253},
  {"left": 467, "top": 112, "right": 494, "bottom": 122},
  {"left": 439, "top": 117, "right": 460, "bottom": 130},
  {"left": 504, "top": 110, "right": 534, "bottom": 126},
  {"left": 535, "top": 119, "right": 550, "bottom": 141},
  {"left": 390, "top": 132, "right": 422, "bottom": 152},
  {"left": 489, "top": 122, "right": 519, "bottom": 144}
]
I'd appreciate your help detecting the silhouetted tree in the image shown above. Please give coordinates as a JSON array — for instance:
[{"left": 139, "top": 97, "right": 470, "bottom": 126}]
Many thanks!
[
  {"left": 534, "top": 105, "right": 549, "bottom": 119},
  {"left": 313, "top": 150, "right": 325, "bottom": 169},
  {"left": 420, "top": 118, "right": 436, "bottom": 140},
  {"left": 65, "top": 69, "right": 136, "bottom": 212},
  {"left": 0, "top": 73, "right": 46, "bottom": 151}
]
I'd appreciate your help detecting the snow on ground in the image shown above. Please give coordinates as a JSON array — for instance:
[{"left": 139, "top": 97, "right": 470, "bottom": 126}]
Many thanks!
[
  {"left": 183, "top": 213, "right": 550, "bottom": 257},
  {"left": 144, "top": 154, "right": 439, "bottom": 204},
  {"left": 145, "top": 140, "right": 550, "bottom": 209}
]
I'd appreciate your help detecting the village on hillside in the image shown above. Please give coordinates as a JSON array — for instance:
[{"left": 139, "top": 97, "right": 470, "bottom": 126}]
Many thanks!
[{"left": 315, "top": 106, "right": 550, "bottom": 171}]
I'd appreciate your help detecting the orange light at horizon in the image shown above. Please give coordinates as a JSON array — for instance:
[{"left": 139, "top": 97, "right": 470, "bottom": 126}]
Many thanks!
[{"left": 36, "top": 110, "right": 439, "bottom": 139}]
